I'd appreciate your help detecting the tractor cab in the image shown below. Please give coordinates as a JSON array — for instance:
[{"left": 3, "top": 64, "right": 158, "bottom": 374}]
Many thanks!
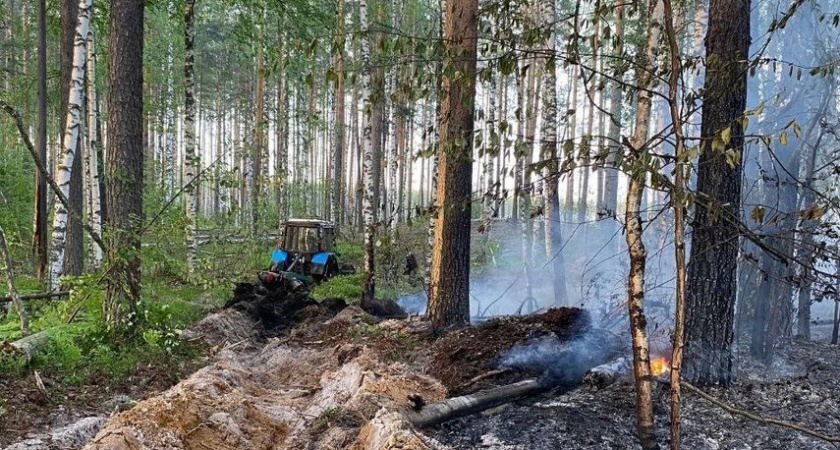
[{"left": 261, "top": 219, "right": 340, "bottom": 288}]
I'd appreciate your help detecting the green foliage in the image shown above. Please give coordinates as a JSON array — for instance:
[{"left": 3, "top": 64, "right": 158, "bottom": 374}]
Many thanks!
[
  {"left": 0, "top": 353, "right": 27, "bottom": 379},
  {"left": 0, "top": 278, "right": 212, "bottom": 386},
  {"left": 0, "top": 142, "right": 35, "bottom": 264},
  {"left": 336, "top": 240, "right": 364, "bottom": 267},
  {"left": 310, "top": 274, "right": 363, "bottom": 302}
]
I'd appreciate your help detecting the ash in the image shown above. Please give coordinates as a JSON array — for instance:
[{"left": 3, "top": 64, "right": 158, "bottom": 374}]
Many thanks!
[{"left": 426, "top": 336, "right": 840, "bottom": 450}]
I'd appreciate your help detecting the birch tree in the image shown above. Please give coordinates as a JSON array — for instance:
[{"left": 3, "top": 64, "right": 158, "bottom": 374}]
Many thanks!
[
  {"left": 184, "top": 0, "right": 198, "bottom": 276},
  {"left": 624, "top": 0, "right": 664, "bottom": 447},
  {"left": 84, "top": 28, "right": 103, "bottom": 269},
  {"left": 49, "top": 0, "right": 93, "bottom": 289},
  {"left": 360, "top": 0, "right": 376, "bottom": 300},
  {"left": 541, "top": 0, "right": 568, "bottom": 305}
]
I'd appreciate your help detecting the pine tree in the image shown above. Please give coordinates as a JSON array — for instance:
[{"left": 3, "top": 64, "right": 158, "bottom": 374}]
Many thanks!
[
  {"left": 104, "top": 0, "right": 145, "bottom": 327},
  {"left": 428, "top": 0, "right": 479, "bottom": 328}
]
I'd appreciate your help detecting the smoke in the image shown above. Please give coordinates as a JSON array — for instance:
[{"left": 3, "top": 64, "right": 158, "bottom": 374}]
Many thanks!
[
  {"left": 495, "top": 330, "right": 621, "bottom": 386},
  {"left": 396, "top": 217, "right": 679, "bottom": 329}
]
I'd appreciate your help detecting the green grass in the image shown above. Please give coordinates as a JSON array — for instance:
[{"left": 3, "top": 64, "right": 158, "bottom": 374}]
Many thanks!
[
  {"left": 0, "top": 278, "right": 220, "bottom": 386},
  {"left": 310, "top": 274, "right": 364, "bottom": 302}
]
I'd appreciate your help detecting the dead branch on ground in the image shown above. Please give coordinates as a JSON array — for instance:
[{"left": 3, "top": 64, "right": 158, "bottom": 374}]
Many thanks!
[{"left": 683, "top": 381, "right": 840, "bottom": 443}]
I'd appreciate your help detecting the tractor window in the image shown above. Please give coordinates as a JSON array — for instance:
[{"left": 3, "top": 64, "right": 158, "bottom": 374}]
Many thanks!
[{"left": 284, "top": 226, "right": 320, "bottom": 253}]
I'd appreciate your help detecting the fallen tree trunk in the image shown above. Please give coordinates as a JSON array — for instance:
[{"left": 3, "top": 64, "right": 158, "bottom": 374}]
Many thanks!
[
  {"left": 583, "top": 356, "right": 631, "bottom": 389},
  {"left": 4, "top": 330, "right": 49, "bottom": 362},
  {"left": 0, "top": 290, "right": 71, "bottom": 304},
  {"left": 405, "top": 378, "right": 550, "bottom": 428}
]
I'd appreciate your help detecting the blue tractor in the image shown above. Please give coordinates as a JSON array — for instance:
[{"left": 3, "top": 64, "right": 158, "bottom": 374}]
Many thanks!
[{"left": 258, "top": 219, "right": 344, "bottom": 291}]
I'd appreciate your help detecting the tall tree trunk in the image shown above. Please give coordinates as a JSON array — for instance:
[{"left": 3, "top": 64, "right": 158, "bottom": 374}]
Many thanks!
[
  {"left": 516, "top": 64, "right": 534, "bottom": 306},
  {"left": 360, "top": 0, "right": 376, "bottom": 300},
  {"left": 251, "top": 3, "right": 266, "bottom": 233},
  {"left": 60, "top": 0, "right": 84, "bottom": 283},
  {"left": 49, "top": 0, "right": 92, "bottom": 289},
  {"left": 388, "top": 78, "right": 399, "bottom": 233},
  {"left": 662, "top": 0, "right": 687, "bottom": 446},
  {"left": 332, "top": 0, "right": 346, "bottom": 225},
  {"left": 276, "top": 34, "right": 288, "bottom": 226},
  {"left": 541, "top": 0, "right": 568, "bottom": 306},
  {"left": 214, "top": 84, "right": 222, "bottom": 216},
  {"left": 684, "top": 0, "right": 750, "bottom": 386},
  {"left": 33, "top": 0, "right": 48, "bottom": 280},
  {"left": 428, "top": 0, "right": 478, "bottom": 329},
  {"left": 564, "top": 64, "right": 579, "bottom": 220},
  {"left": 603, "top": 0, "right": 624, "bottom": 217},
  {"left": 624, "top": 0, "right": 664, "bottom": 448},
  {"left": 578, "top": 9, "right": 601, "bottom": 224},
  {"left": 425, "top": 3, "right": 444, "bottom": 298},
  {"left": 183, "top": 0, "right": 197, "bottom": 276},
  {"left": 481, "top": 73, "right": 496, "bottom": 235},
  {"left": 497, "top": 75, "right": 507, "bottom": 219},
  {"left": 84, "top": 29, "right": 103, "bottom": 270},
  {"left": 796, "top": 142, "right": 821, "bottom": 340},
  {"left": 104, "top": 0, "right": 144, "bottom": 327}
]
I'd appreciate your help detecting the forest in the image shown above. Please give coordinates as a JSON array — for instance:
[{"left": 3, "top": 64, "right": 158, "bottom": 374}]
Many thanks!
[{"left": 2, "top": 0, "right": 840, "bottom": 448}]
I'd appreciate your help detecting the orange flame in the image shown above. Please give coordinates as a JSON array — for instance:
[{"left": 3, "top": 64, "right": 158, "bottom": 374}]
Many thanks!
[{"left": 651, "top": 357, "right": 669, "bottom": 377}]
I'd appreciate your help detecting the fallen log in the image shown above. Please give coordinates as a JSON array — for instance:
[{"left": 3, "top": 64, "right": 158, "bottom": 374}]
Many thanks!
[
  {"left": 3, "top": 330, "right": 49, "bottom": 362},
  {"left": 0, "top": 290, "right": 71, "bottom": 304},
  {"left": 583, "top": 356, "right": 631, "bottom": 389},
  {"left": 405, "top": 378, "right": 550, "bottom": 428}
]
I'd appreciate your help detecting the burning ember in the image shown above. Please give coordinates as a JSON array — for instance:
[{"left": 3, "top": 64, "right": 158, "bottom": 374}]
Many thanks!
[{"left": 650, "top": 357, "right": 669, "bottom": 377}]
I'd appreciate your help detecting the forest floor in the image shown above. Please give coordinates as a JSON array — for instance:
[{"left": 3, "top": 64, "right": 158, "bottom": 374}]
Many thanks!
[
  {"left": 0, "top": 355, "right": 208, "bottom": 448},
  {"left": 4, "top": 284, "right": 840, "bottom": 450},
  {"left": 429, "top": 330, "right": 840, "bottom": 450}
]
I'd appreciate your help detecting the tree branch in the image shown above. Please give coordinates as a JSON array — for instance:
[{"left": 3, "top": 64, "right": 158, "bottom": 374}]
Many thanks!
[
  {"left": 0, "top": 99, "right": 105, "bottom": 252},
  {"left": 683, "top": 382, "right": 840, "bottom": 443}
]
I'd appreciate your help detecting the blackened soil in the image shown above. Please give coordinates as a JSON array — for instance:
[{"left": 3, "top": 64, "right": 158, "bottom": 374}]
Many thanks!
[{"left": 429, "top": 307, "right": 591, "bottom": 395}]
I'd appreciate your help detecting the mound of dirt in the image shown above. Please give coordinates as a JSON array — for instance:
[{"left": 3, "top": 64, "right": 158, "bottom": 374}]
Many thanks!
[
  {"left": 82, "top": 328, "right": 446, "bottom": 450},
  {"left": 180, "top": 309, "right": 257, "bottom": 347},
  {"left": 430, "top": 307, "right": 592, "bottom": 395},
  {"left": 225, "top": 281, "right": 328, "bottom": 331}
]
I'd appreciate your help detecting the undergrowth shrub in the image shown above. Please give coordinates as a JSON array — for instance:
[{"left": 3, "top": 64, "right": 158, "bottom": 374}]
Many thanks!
[{"left": 310, "top": 274, "right": 364, "bottom": 302}]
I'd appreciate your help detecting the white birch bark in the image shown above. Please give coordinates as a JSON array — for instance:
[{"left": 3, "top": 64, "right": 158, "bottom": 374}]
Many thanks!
[
  {"left": 84, "top": 28, "right": 102, "bottom": 269},
  {"left": 541, "top": 0, "right": 568, "bottom": 305},
  {"left": 164, "top": 45, "right": 176, "bottom": 194},
  {"left": 388, "top": 76, "right": 399, "bottom": 234},
  {"left": 624, "top": 0, "right": 664, "bottom": 446},
  {"left": 184, "top": 0, "right": 198, "bottom": 276},
  {"left": 481, "top": 74, "right": 496, "bottom": 232},
  {"left": 360, "top": 0, "right": 376, "bottom": 299},
  {"left": 48, "top": 0, "right": 92, "bottom": 289}
]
